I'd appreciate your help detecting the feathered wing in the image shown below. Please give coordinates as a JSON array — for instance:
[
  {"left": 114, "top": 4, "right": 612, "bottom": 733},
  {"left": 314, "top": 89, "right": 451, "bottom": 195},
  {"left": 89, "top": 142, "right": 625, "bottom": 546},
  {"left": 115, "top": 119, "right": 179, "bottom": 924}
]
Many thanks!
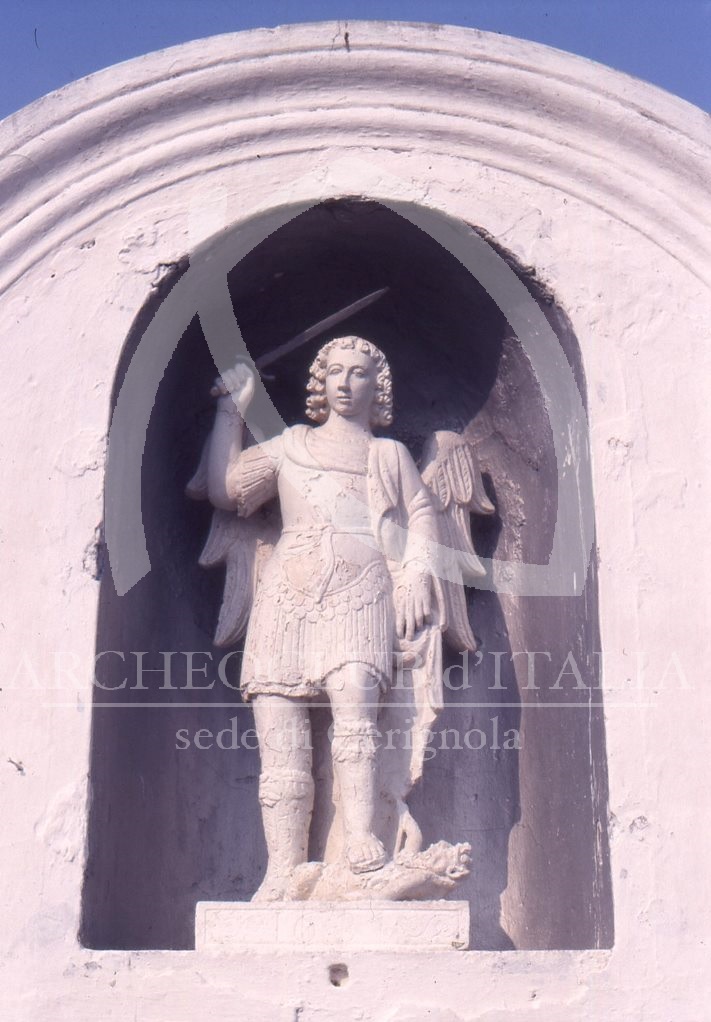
[
  {"left": 186, "top": 439, "right": 280, "bottom": 648},
  {"left": 198, "top": 509, "right": 280, "bottom": 646},
  {"left": 420, "top": 430, "right": 495, "bottom": 654}
]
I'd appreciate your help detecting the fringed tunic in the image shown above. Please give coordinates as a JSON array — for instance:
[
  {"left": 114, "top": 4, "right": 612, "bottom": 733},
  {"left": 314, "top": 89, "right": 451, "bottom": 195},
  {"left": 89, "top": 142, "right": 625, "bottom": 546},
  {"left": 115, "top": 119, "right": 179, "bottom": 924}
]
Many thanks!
[{"left": 230, "top": 424, "right": 436, "bottom": 699}]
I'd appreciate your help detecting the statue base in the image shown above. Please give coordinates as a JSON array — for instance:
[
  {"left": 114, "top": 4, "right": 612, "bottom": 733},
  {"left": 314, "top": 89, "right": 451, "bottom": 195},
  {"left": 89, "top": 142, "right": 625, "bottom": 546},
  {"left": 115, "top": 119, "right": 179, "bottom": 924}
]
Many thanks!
[
  {"left": 195, "top": 900, "right": 470, "bottom": 952},
  {"left": 284, "top": 841, "right": 472, "bottom": 901}
]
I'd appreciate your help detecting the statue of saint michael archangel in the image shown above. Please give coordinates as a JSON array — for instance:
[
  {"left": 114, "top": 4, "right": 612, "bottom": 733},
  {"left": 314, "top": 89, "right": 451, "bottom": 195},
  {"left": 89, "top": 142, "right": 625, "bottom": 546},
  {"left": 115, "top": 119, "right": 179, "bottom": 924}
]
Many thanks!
[{"left": 188, "top": 329, "right": 495, "bottom": 903}]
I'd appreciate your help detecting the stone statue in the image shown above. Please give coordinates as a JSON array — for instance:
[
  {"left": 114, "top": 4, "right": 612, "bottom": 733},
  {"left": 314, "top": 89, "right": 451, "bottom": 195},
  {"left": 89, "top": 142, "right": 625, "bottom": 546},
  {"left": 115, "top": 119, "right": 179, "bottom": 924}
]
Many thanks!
[{"left": 188, "top": 336, "right": 495, "bottom": 902}]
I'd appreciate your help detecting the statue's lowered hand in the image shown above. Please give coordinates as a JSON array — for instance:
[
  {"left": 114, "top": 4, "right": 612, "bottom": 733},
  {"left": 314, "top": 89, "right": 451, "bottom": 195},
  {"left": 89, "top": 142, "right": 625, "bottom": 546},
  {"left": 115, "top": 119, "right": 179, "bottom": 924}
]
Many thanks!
[{"left": 395, "top": 570, "right": 432, "bottom": 641}]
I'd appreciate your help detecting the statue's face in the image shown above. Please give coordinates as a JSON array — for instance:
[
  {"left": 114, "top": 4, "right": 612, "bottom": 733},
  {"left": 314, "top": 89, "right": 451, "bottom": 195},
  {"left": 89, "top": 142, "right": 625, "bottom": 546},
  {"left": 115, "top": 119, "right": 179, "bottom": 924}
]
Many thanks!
[{"left": 324, "top": 345, "right": 378, "bottom": 421}]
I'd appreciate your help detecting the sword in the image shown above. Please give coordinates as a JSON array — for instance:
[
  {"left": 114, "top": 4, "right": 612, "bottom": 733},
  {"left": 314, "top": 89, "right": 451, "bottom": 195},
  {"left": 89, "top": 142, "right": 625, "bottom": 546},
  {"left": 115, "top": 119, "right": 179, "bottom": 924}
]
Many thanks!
[
  {"left": 256, "top": 286, "right": 389, "bottom": 370},
  {"left": 210, "top": 287, "right": 389, "bottom": 394}
]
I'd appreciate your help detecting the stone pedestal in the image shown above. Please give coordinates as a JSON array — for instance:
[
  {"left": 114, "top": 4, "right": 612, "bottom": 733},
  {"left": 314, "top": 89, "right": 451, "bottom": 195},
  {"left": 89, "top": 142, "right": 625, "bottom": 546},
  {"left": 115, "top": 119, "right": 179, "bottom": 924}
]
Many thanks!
[{"left": 195, "top": 900, "right": 470, "bottom": 952}]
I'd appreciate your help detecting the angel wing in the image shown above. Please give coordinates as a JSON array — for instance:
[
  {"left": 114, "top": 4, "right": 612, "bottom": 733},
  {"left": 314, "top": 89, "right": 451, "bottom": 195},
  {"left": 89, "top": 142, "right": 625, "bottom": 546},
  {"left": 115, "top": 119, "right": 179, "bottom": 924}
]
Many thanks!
[
  {"left": 186, "top": 438, "right": 280, "bottom": 648},
  {"left": 419, "top": 430, "right": 495, "bottom": 653}
]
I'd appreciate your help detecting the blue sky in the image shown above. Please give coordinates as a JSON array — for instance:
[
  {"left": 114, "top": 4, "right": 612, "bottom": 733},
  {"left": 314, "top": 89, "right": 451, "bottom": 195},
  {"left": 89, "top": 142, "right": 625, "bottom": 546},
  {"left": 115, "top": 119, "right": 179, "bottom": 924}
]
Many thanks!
[{"left": 1, "top": 0, "right": 709, "bottom": 121}]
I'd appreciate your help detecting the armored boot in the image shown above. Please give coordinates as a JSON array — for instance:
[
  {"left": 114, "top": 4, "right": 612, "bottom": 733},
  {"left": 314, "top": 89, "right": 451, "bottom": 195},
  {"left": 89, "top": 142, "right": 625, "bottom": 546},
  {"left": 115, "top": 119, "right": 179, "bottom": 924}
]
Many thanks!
[
  {"left": 331, "top": 719, "right": 387, "bottom": 874},
  {"left": 252, "top": 768, "right": 315, "bottom": 902}
]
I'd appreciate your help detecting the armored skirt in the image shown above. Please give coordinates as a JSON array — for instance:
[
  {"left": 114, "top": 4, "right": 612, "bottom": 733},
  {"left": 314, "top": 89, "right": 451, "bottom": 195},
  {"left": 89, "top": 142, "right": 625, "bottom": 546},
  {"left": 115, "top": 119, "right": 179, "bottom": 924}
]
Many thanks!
[{"left": 236, "top": 426, "right": 396, "bottom": 699}]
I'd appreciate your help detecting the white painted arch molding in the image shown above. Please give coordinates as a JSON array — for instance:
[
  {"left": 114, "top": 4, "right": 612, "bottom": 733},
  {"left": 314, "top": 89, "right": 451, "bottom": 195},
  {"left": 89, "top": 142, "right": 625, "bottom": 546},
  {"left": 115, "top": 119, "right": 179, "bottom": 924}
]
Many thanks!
[{"left": 0, "top": 20, "right": 710, "bottom": 297}]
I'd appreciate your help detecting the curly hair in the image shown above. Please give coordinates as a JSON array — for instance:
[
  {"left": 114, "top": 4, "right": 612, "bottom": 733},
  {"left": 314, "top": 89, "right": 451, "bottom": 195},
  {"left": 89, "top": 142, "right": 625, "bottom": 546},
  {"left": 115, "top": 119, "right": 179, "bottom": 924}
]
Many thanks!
[{"left": 305, "top": 336, "right": 393, "bottom": 427}]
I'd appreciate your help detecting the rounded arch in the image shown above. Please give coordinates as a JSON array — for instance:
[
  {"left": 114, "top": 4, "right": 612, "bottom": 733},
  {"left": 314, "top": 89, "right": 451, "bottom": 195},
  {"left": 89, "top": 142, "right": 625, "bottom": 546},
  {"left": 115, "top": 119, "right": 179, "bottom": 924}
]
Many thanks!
[
  {"left": 0, "top": 21, "right": 708, "bottom": 1016},
  {"left": 1, "top": 22, "right": 709, "bottom": 300},
  {"left": 82, "top": 196, "right": 612, "bottom": 951}
]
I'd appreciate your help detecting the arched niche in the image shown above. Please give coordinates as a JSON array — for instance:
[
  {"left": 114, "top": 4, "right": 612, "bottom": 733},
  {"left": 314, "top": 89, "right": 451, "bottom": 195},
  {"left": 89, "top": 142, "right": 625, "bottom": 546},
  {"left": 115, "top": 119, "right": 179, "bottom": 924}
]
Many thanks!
[{"left": 81, "top": 197, "right": 612, "bottom": 951}]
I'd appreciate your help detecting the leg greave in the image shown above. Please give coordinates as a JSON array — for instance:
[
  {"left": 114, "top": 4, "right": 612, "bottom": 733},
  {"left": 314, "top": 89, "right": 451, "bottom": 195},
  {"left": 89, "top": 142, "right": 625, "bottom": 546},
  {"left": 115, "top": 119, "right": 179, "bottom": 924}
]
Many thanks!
[
  {"left": 258, "top": 768, "right": 315, "bottom": 809},
  {"left": 331, "top": 720, "right": 380, "bottom": 765}
]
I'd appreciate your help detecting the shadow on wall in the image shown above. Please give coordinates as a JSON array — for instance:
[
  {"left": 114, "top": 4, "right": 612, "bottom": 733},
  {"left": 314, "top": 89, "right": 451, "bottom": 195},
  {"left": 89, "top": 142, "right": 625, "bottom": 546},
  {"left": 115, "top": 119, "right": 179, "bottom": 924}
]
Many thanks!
[{"left": 81, "top": 199, "right": 613, "bottom": 951}]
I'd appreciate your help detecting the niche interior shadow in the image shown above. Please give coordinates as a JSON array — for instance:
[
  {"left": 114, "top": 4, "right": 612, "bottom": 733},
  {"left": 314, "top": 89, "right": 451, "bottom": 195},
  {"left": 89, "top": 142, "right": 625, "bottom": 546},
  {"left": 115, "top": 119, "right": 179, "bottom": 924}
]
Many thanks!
[{"left": 81, "top": 199, "right": 612, "bottom": 951}]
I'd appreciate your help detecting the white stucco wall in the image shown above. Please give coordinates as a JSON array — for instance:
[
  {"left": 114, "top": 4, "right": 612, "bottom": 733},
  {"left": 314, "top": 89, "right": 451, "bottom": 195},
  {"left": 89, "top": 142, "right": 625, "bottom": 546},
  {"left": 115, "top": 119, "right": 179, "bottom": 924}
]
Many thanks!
[{"left": 1, "top": 21, "right": 709, "bottom": 1021}]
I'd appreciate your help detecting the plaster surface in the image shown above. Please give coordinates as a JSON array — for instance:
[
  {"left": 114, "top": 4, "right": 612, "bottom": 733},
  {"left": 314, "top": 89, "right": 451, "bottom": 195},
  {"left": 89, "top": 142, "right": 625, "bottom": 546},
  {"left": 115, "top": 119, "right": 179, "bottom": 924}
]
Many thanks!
[{"left": 1, "top": 19, "right": 710, "bottom": 1022}]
